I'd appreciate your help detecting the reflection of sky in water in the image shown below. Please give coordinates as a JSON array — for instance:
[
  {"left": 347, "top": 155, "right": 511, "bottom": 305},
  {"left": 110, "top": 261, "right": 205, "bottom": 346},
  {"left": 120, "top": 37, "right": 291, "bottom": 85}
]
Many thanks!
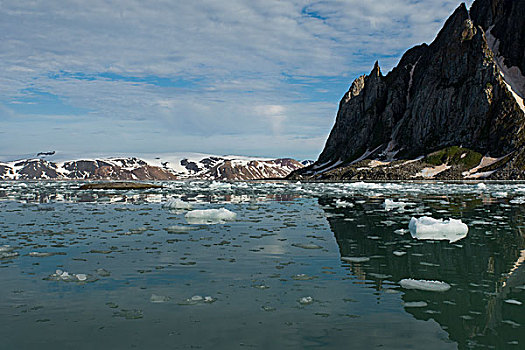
[{"left": 0, "top": 181, "right": 524, "bottom": 348}]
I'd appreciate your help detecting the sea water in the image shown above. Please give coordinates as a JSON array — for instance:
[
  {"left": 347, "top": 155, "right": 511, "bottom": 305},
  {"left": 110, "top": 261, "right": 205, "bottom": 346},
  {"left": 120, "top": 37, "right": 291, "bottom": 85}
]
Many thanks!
[{"left": 1, "top": 180, "right": 524, "bottom": 349}]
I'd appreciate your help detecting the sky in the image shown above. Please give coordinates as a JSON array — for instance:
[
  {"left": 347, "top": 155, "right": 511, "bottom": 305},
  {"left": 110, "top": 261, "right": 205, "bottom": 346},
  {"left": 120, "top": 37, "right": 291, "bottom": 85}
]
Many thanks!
[{"left": 0, "top": 0, "right": 473, "bottom": 160}]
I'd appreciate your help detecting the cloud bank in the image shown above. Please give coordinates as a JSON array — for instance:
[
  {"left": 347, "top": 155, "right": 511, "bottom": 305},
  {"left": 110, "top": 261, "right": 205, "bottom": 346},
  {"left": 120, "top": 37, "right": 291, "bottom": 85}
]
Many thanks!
[{"left": 0, "top": 0, "right": 473, "bottom": 159}]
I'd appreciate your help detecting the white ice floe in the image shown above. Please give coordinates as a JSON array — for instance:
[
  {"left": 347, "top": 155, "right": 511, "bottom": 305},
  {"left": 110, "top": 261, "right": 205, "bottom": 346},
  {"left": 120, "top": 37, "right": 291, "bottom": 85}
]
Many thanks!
[
  {"left": 298, "top": 296, "right": 314, "bottom": 305},
  {"left": 492, "top": 192, "right": 508, "bottom": 198},
  {"left": 150, "top": 294, "right": 171, "bottom": 303},
  {"left": 510, "top": 197, "right": 525, "bottom": 205},
  {"left": 185, "top": 208, "right": 237, "bottom": 224},
  {"left": 505, "top": 299, "right": 522, "bottom": 306},
  {"left": 394, "top": 228, "right": 408, "bottom": 235},
  {"left": 48, "top": 269, "right": 90, "bottom": 282},
  {"left": 163, "top": 198, "right": 192, "bottom": 210},
  {"left": 399, "top": 278, "right": 451, "bottom": 292},
  {"left": 341, "top": 256, "right": 370, "bottom": 263},
  {"left": 0, "top": 245, "right": 15, "bottom": 252},
  {"left": 476, "top": 183, "right": 487, "bottom": 190},
  {"left": 408, "top": 217, "right": 468, "bottom": 243},
  {"left": 164, "top": 225, "right": 195, "bottom": 233},
  {"left": 335, "top": 199, "right": 354, "bottom": 208},
  {"left": 403, "top": 301, "right": 428, "bottom": 308},
  {"left": 393, "top": 251, "right": 407, "bottom": 257},
  {"left": 384, "top": 199, "right": 407, "bottom": 211}
]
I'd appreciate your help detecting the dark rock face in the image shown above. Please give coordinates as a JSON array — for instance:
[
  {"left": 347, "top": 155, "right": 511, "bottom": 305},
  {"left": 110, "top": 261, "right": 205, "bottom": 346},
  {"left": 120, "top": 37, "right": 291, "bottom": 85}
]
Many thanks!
[
  {"left": 292, "top": 0, "right": 525, "bottom": 180},
  {"left": 471, "top": 0, "right": 525, "bottom": 83},
  {"left": 14, "top": 160, "right": 59, "bottom": 180}
]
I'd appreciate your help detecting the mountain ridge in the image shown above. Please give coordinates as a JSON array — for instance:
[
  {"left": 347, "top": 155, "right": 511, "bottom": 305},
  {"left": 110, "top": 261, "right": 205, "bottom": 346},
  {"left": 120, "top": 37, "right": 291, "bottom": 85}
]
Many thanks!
[{"left": 0, "top": 153, "right": 306, "bottom": 181}]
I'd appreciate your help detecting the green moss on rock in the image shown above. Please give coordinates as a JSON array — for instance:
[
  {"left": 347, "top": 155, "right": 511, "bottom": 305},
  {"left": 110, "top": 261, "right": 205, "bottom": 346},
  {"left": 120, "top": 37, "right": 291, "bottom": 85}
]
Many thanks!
[{"left": 424, "top": 146, "right": 482, "bottom": 168}]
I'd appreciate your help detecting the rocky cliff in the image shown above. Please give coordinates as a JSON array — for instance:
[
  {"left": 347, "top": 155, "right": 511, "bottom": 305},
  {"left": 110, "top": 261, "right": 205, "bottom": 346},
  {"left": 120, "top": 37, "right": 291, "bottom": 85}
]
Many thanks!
[{"left": 290, "top": 0, "right": 525, "bottom": 180}]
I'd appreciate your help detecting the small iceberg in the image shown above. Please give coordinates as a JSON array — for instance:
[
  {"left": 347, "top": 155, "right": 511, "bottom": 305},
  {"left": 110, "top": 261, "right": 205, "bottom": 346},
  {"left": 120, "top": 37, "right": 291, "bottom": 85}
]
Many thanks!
[
  {"left": 399, "top": 278, "right": 451, "bottom": 292},
  {"left": 335, "top": 199, "right": 354, "bottom": 208},
  {"left": 185, "top": 208, "right": 237, "bottom": 224},
  {"left": 150, "top": 294, "right": 171, "bottom": 303},
  {"left": 298, "top": 296, "right": 314, "bottom": 305},
  {"left": 409, "top": 216, "right": 468, "bottom": 243},
  {"left": 163, "top": 198, "right": 192, "bottom": 210},
  {"left": 164, "top": 225, "right": 195, "bottom": 234},
  {"left": 383, "top": 199, "right": 407, "bottom": 211},
  {"left": 403, "top": 301, "right": 428, "bottom": 308},
  {"left": 44, "top": 269, "right": 96, "bottom": 283},
  {"left": 341, "top": 256, "right": 370, "bottom": 263}
]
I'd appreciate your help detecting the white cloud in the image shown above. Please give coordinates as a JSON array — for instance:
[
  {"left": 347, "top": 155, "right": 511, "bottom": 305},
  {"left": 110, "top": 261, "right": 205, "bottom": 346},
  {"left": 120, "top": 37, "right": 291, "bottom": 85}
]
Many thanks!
[{"left": 0, "top": 0, "right": 472, "bottom": 158}]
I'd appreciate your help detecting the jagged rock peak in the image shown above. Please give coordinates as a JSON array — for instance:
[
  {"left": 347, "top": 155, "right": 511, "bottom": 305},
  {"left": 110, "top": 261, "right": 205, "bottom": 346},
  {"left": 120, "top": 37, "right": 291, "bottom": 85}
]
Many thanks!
[
  {"left": 371, "top": 60, "right": 381, "bottom": 77},
  {"left": 344, "top": 75, "right": 366, "bottom": 103},
  {"left": 289, "top": 0, "right": 525, "bottom": 181}
]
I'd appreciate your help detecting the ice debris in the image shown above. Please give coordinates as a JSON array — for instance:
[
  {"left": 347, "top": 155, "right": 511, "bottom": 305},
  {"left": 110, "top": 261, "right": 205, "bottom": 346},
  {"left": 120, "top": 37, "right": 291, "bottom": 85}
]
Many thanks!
[
  {"left": 164, "top": 225, "right": 195, "bottom": 233},
  {"left": 505, "top": 299, "right": 522, "bottom": 306},
  {"left": 384, "top": 199, "right": 407, "bottom": 211},
  {"left": 179, "top": 295, "right": 216, "bottom": 305},
  {"left": 150, "top": 294, "right": 171, "bottom": 303},
  {"left": 335, "top": 199, "right": 354, "bottom": 208},
  {"left": 341, "top": 256, "right": 370, "bottom": 263},
  {"left": 298, "top": 296, "right": 314, "bottom": 305},
  {"left": 403, "top": 301, "right": 428, "bottom": 308},
  {"left": 292, "top": 243, "right": 323, "bottom": 250},
  {"left": 185, "top": 208, "right": 237, "bottom": 224},
  {"left": 409, "top": 217, "right": 468, "bottom": 243},
  {"left": 399, "top": 278, "right": 451, "bottom": 292},
  {"left": 163, "top": 198, "right": 192, "bottom": 210},
  {"left": 46, "top": 269, "right": 94, "bottom": 282}
]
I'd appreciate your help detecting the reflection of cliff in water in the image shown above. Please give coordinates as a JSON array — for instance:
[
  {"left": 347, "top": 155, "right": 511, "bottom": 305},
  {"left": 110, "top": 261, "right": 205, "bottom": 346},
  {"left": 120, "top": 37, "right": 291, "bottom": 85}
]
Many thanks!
[{"left": 320, "top": 196, "right": 525, "bottom": 349}]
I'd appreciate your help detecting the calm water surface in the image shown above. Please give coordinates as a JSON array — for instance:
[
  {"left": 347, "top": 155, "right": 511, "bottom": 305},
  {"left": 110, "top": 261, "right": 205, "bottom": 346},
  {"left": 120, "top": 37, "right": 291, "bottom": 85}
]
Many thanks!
[{"left": 1, "top": 181, "right": 524, "bottom": 349}]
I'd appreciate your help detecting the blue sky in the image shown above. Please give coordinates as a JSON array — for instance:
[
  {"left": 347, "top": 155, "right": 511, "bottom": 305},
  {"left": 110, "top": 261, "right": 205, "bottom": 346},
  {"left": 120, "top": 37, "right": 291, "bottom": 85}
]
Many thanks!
[{"left": 0, "top": 0, "right": 472, "bottom": 160}]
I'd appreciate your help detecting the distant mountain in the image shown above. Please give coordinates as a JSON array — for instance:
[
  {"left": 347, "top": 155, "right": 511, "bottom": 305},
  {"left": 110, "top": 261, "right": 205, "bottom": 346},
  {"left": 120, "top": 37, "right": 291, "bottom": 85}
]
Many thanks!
[
  {"left": 0, "top": 153, "right": 305, "bottom": 181},
  {"left": 290, "top": 0, "right": 525, "bottom": 180}
]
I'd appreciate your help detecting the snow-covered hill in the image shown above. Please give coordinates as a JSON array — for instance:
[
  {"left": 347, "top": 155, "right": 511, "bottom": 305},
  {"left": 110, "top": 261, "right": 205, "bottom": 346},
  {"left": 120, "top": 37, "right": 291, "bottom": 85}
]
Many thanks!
[{"left": 0, "top": 152, "right": 305, "bottom": 181}]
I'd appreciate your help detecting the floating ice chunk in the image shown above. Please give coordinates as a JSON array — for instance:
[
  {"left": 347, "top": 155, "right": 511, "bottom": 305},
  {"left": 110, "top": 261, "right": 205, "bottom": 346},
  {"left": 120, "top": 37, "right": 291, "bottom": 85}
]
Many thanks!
[
  {"left": 76, "top": 274, "right": 87, "bottom": 281},
  {"left": 292, "top": 274, "right": 317, "bottom": 281},
  {"left": 29, "top": 252, "right": 64, "bottom": 257},
  {"left": 477, "top": 183, "right": 487, "bottom": 190},
  {"left": 292, "top": 243, "right": 323, "bottom": 250},
  {"left": 114, "top": 309, "right": 143, "bottom": 320},
  {"left": 0, "top": 245, "right": 15, "bottom": 252},
  {"left": 505, "top": 299, "right": 522, "bottom": 305},
  {"left": 164, "top": 225, "right": 195, "bottom": 233},
  {"left": 185, "top": 208, "right": 237, "bottom": 224},
  {"left": 510, "top": 197, "right": 525, "bottom": 205},
  {"left": 298, "top": 296, "right": 314, "bottom": 305},
  {"left": 150, "top": 294, "right": 170, "bottom": 303},
  {"left": 96, "top": 268, "right": 111, "bottom": 277},
  {"left": 394, "top": 228, "right": 408, "bottom": 235},
  {"left": 335, "top": 199, "right": 354, "bottom": 208},
  {"left": 46, "top": 270, "right": 93, "bottom": 283},
  {"left": 393, "top": 251, "right": 407, "bottom": 257},
  {"left": 502, "top": 320, "right": 521, "bottom": 328},
  {"left": 404, "top": 301, "right": 428, "bottom": 308},
  {"left": 209, "top": 181, "right": 232, "bottom": 191},
  {"left": 384, "top": 199, "right": 407, "bottom": 211},
  {"left": 203, "top": 296, "right": 215, "bottom": 303},
  {"left": 341, "top": 256, "right": 370, "bottom": 263},
  {"left": 492, "top": 192, "right": 508, "bottom": 198},
  {"left": 163, "top": 198, "right": 192, "bottom": 210},
  {"left": 399, "top": 279, "right": 451, "bottom": 292},
  {"left": 0, "top": 251, "right": 19, "bottom": 259},
  {"left": 409, "top": 217, "right": 468, "bottom": 243}
]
